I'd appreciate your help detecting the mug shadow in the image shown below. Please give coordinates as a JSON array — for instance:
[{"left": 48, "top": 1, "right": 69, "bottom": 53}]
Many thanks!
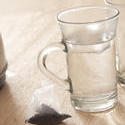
[
  {"left": 75, "top": 110, "right": 109, "bottom": 125},
  {"left": 109, "top": 102, "right": 125, "bottom": 125},
  {"left": 0, "top": 82, "right": 25, "bottom": 125},
  {"left": 72, "top": 101, "right": 125, "bottom": 125}
]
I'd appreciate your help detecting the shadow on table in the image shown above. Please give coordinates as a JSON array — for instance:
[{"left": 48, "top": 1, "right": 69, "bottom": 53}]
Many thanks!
[
  {"left": 74, "top": 102, "right": 125, "bottom": 125},
  {"left": 76, "top": 110, "right": 109, "bottom": 125},
  {"left": 0, "top": 82, "right": 24, "bottom": 125},
  {"left": 110, "top": 102, "right": 125, "bottom": 125}
]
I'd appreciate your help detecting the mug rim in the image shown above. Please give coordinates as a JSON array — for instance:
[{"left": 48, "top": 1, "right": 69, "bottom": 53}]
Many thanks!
[{"left": 57, "top": 6, "right": 119, "bottom": 25}]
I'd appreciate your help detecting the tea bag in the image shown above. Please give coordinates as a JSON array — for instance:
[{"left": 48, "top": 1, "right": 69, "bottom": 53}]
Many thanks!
[
  {"left": 25, "top": 104, "right": 71, "bottom": 125},
  {"left": 26, "top": 82, "right": 71, "bottom": 125}
]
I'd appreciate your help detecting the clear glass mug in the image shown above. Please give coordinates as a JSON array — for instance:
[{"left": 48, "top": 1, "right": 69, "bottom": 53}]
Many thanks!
[
  {"left": 104, "top": 0, "right": 125, "bottom": 85},
  {"left": 38, "top": 6, "right": 119, "bottom": 112}
]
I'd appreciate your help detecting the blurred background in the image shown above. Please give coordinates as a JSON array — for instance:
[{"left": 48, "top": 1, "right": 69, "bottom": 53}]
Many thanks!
[
  {"left": 0, "top": 0, "right": 104, "bottom": 13},
  {"left": 0, "top": 0, "right": 104, "bottom": 76}
]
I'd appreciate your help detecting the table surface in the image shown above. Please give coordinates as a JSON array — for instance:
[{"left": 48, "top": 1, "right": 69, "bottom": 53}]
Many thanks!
[{"left": 0, "top": 0, "right": 125, "bottom": 125}]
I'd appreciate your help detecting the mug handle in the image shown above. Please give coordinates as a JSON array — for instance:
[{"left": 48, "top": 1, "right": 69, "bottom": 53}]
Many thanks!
[{"left": 37, "top": 42, "right": 70, "bottom": 90}]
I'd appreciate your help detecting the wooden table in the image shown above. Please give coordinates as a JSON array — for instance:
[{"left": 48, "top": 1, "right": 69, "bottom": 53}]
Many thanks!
[{"left": 0, "top": 0, "right": 125, "bottom": 125}]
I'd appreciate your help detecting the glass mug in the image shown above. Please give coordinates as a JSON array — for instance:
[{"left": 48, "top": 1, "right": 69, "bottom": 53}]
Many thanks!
[
  {"left": 104, "top": 0, "right": 125, "bottom": 85},
  {"left": 38, "top": 6, "right": 119, "bottom": 112}
]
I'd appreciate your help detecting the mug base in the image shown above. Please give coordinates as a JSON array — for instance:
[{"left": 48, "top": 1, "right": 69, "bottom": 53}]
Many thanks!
[{"left": 71, "top": 90, "right": 117, "bottom": 112}]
